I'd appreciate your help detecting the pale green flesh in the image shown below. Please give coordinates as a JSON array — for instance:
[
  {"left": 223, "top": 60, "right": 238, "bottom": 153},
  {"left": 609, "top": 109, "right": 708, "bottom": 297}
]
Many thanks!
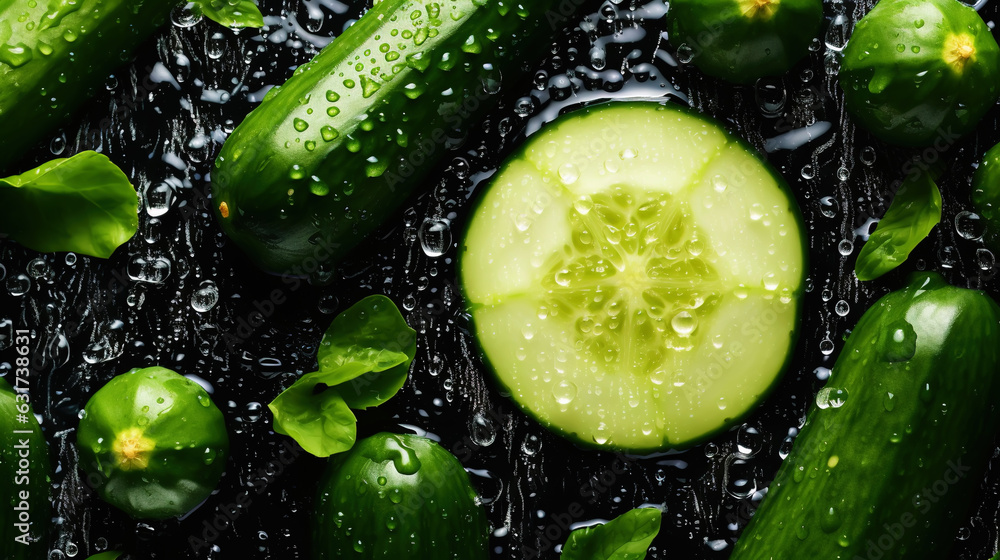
[{"left": 462, "top": 104, "right": 804, "bottom": 451}]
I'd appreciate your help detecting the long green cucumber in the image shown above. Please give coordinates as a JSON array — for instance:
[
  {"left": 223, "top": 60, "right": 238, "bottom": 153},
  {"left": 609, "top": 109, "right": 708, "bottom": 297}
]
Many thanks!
[
  {"left": 1, "top": 377, "right": 50, "bottom": 560},
  {"left": 731, "top": 272, "right": 1000, "bottom": 559},
  {"left": 0, "top": 0, "right": 179, "bottom": 173},
  {"left": 212, "top": 0, "right": 575, "bottom": 283}
]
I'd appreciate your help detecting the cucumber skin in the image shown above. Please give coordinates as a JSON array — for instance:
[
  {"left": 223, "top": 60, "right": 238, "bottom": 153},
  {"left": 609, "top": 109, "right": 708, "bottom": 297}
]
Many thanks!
[
  {"left": 212, "top": 0, "right": 569, "bottom": 283},
  {"left": 457, "top": 101, "right": 809, "bottom": 454},
  {"left": 840, "top": 0, "right": 1000, "bottom": 148},
  {"left": 972, "top": 141, "right": 1000, "bottom": 252},
  {"left": 312, "top": 432, "right": 489, "bottom": 559},
  {"left": 0, "top": 0, "right": 176, "bottom": 174},
  {"left": 0, "top": 377, "right": 50, "bottom": 560},
  {"left": 731, "top": 273, "right": 1000, "bottom": 560},
  {"left": 666, "top": 0, "right": 823, "bottom": 84}
]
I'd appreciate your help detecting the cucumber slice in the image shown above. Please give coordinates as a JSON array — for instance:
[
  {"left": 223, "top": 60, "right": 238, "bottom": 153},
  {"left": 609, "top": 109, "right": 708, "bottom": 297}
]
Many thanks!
[{"left": 460, "top": 102, "right": 806, "bottom": 452}]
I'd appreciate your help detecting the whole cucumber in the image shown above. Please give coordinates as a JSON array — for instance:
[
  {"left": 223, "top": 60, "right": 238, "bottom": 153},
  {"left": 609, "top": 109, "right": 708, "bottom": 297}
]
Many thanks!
[
  {"left": 312, "top": 432, "right": 489, "bottom": 559},
  {"left": 731, "top": 272, "right": 1000, "bottom": 559},
  {"left": 0, "top": 0, "right": 178, "bottom": 173},
  {"left": 1, "top": 377, "right": 50, "bottom": 560},
  {"left": 211, "top": 0, "right": 575, "bottom": 283}
]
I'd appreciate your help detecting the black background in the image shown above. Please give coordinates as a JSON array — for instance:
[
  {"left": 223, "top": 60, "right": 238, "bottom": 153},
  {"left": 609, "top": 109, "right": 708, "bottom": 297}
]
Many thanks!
[{"left": 2, "top": 0, "right": 1000, "bottom": 558}]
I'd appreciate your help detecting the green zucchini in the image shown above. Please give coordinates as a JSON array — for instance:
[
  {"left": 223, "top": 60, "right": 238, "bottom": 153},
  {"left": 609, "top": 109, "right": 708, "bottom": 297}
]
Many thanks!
[
  {"left": 212, "top": 0, "right": 574, "bottom": 283},
  {"left": 460, "top": 102, "right": 807, "bottom": 452},
  {"left": 731, "top": 272, "right": 1000, "bottom": 559},
  {"left": 0, "top": 0, "right": 175, "bottom": 173},
  {"left": 0, "top": 0, "right": 262, "bottom": 174},
  {"left": 312, "top": 432, "right": 489, "bottom": 559},
  {"left": 0, "top": 376, "right": 50, "bottom": 560},
  {"left": 839, "top": 0, "right": 1000, "bottom": 147}
]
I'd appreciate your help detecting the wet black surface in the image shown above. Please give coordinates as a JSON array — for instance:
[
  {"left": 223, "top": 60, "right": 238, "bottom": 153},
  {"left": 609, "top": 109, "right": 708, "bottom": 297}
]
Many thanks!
[{"left": 2, "top": 0, "right": 1000, "bottom": 558}]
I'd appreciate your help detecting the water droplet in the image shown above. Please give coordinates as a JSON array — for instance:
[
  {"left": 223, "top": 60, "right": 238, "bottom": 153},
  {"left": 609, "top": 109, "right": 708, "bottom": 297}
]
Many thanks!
[
  {"left": 816, "top": 387, "right": 848, "bottom": 409},
  {"left": 881, "top": 320, "right": 916, "bottom": 362},
  {"left": 838, "top": 239, "right": 854, "bottom": 255},
  {"left": 469, "top": 413, "right": 496, "bottom": 447},
  {"left": 954, "top": 211, "right": 984, "bottom": 240},
  {"left": 418, "top": 218, "right": 451, "bottom": 257},
  {"left": 671, "top": 310, "right": 698, "bottom": 336},
  {"left": 143, "top": 182, "right": 174, "bottom": 217},
  {"left": 522, "top": 434, "right": 542, "bottom": 456},
  {"left": 834, "top": 300, "right": 849, "bottom": 316},
  {"left": 558, "top": 163, "right": 580, "bottom": 185},
  {"left": 191, "top": 280, "right": 219, "bottom": 312},
  {"left": 553, "top": 380, "right": 578, "bottom": 405}
]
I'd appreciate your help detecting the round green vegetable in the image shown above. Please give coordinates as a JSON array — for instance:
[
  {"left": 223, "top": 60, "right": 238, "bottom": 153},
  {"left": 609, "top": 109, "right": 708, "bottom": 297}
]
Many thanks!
[
  {"left": 667, "top": 0, "right": 823, "bottom": 83},
  {"left": 1, "top": 377, "right": 49, "bottom": 560},
  {"left": 460, "top": 102, "right": 807, "bottom": 452},
  {"left": 312, "top": 432, "right": 488, "bottom": 559},
  {"left": 973, "top": 141, "right": 1000, "bottom": 250},
  {"left": 76, "top": 367, "right": 230, "bottom": 519},
  {"left": 840, "top": 0, "right": 1000, "bottom": 147}
]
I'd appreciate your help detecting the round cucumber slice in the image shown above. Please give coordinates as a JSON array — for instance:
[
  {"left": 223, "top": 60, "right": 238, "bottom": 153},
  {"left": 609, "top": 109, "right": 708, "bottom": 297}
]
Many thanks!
[{"left": 460, "top": 102, "right": 806, "bottom": 452}]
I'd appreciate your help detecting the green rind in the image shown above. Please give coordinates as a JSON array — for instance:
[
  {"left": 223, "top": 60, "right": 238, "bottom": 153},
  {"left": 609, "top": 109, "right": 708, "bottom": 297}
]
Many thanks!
[
  {"left": 457, "top": 100, "right": 808, "bottom": 454},
  {"left": 667, "top": 0, "right": 824, "bottom": 84},
  {"left": 0, "top": 377, "right": 50, "bottom": 560},
  {"left": 840, "top": 0, "right": 1000, "bottom": 147},
  {"left": 211, "top": 0, "right": 573, "bottom": 283},
  {"left": 731, "top": 272, "right": 1000, "bottom": 559},
  {"left": 311, "top": 432, "right": 489, "bottom": 559},
  {"left": 0, "top": 0, "right": 177, "bottom": 173},
  {"left": 973, "top": 141, "right": 1000, "bottom": 251},
  {"left": 76, "top": 367, "right": 230, "bottom": 520}
]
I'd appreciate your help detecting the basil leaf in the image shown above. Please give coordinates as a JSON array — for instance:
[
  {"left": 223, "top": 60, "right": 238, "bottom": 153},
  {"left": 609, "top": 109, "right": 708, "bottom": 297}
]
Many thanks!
[
  {"left": 0, "top": 152, "right": 137, "bottom": 258},
  {"left": 191, "top": 0, "right": 265, "bottom": 29},
  {"left": 317, "top": 294, "right": 417, "bottom": 410},
  {"left": 85, "top": 553, "right": 123, "bottom": 560},
  {"left": 268, "top": 295, "right": 416, "bottom": 457},
  {"left": 856, "top": 172, "right": 942, "bottom": 282},
  {"left": 561, "top": 508, "right": 662, "bottom": 560}
]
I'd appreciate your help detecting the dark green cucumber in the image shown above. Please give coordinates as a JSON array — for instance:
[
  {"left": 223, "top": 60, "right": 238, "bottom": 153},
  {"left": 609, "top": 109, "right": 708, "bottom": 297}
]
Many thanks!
[
  {"left": 0, "top": 376, "right": 50, "bottom": 560},
  {"left": 312, "top": 432, "right": 488, "bottom": 559},
  {"left": 731, "top": 272, "right": 1000, "bottom": 560},
  {"left": 0, "top": 0, "right": 179, "bottom": 173},
  {"left": 972, "top": 141, "right": 1000, "bottom": 251},
  {"left": 666, "top": 0, "right": 823, "bottom": 84},
  {"left": 212, "top": 0, "right": 575, "bottom": 283},
  {"left": 840, "top": 0, "right": 1000, "bottom": 147}
]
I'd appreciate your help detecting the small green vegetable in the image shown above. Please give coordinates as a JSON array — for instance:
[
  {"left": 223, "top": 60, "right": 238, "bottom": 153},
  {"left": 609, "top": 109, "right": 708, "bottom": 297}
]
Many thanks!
[
  {"left": 76, "top": 367, "right": 230, "bottom": 520},
  {"left": 840, "top": 0, "right": 1000, "bottom": 147},
  {"left": 972, "top": 141, "right": 1000, "bottom": 250},
  {"left": 855, "top": 172, "right": 942, "bottom": 281},
  {"left": 312, "top": 433, "right": 489, "bottom": 559},
  {"left": 268, "top": 295, "right": 416, "bottom": 457},
  {"left": 561, "top": 508, "right": 662, "bottom": 560},
  {"left": 0, "top": 152, "right": 137, "bottom": 258},
  {"left": 666, "top": 0, "right": 823, "bottom": 83},
  {"left": 83, "top": 553, "right": 123, "bottom": 560}
]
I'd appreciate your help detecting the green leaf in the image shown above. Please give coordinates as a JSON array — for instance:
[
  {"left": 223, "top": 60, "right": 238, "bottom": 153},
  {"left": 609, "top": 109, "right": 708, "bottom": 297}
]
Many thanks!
[
  {"left": 191, "top": 0, "right": 265, "bottom": 29},
  {"left": 268, "top": 295, "right": 416, "bottom": 457},
  {"left": 85, "top": 552, "right": 123, "bottom": 560},
  {"left": 0, "top": 151, "right": 137, "bottom": 258},
  {"left": 317, "top": 294, "right": 417, "bottom": 409},
  {"left": 561, "top": 508, "right": 662, "bottom": 560},
  {"left": 855, "top": 172, "right": 942, "bottom": 282}
]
